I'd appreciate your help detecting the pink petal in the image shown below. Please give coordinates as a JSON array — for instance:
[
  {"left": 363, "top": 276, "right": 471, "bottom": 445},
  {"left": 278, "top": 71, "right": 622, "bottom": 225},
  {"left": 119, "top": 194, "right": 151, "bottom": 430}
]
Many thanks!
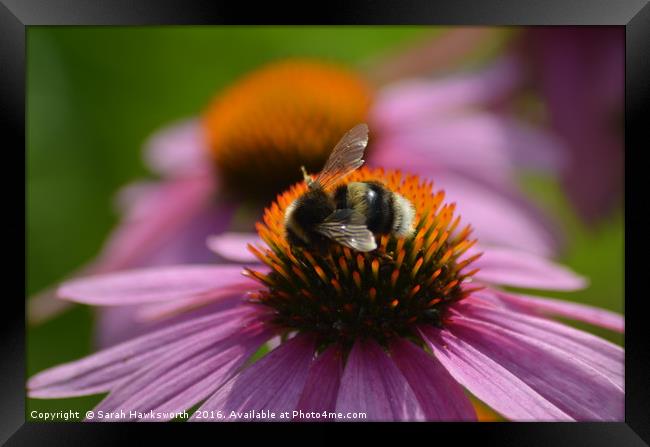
[
  {"left": 57, "top": 265, "right": 251, "bottom": 305},
  {"left": 371, "top": 116, "right": 514, "bottom": 182},
  {"left": 484, "top": 290, "right": 623, "bottom": 333},
  {"left": 207, "top": 232, "right": 263, "bottom": 263},
  {"left": 28, "top": 261, "right": 111, "bottom": 325},
  {"left": 468, "top": 246, "right": 587, "bottom": 291},
  {"left": 92, "top": 324, "right": 272, "bottom": 421},
  {"left": 113, "top": 181, "right": 165, "bottom": 220},
  {"left": 372, "top": 114, "right": 565, "bottom": 184},
  {"left": 135, "top": 199, "right": 237, "bottom": 266},
  {"left": 446, "top": 314, "right": 624, "bottom": 420},
  {"left": 96, "top": 175, "right": 221, "bottom": 272},
  {"left": 191, "top": 334, "right": 315, "bottom": 421},
  {"left": 421, "top": 326, "right": 573, "bottom": 421},
  {"left": 133, "top": 285, "right": 256, "bottom": 322},
  {"left": 143, "top": 118, "right": 211, "bottom": 178},
  {"left": 28, "top": 306, "right": 258, "bottom": 398},
  {"left": 390, "top": 338, "right": 476, "bottom": 421},
  {"left": 372, "top": 57, "right": 522, "bottom": 130},
  {"left": 28, "top": 287, "right": 75, "bottom": 326},
  {"left": 494, "top": 117, "right": 567, "bottom": 172},
  {"left": 94, "top": 305, "right": 151, "bottom": 348},
  {"left": 336, "top": 339, "right": 425, "bottom": 421},
  {"left": 430, "top": 173, "right": 560, "bottom": 257},
  {"left": 458, "top": 296, "right": 624, "bottom": 389},
  {"left": 95, "top": 293, "right": 247, "bottom": 348},
  {"left": 145, "top": 332, "right": 271, "bottom": 421},
  {"left": 296, "top": 346, "right": 344, "bottom": 416}
]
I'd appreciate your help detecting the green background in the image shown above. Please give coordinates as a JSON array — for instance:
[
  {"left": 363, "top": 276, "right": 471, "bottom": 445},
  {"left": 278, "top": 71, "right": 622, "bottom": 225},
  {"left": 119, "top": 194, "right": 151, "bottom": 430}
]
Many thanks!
[{"left": 26, "top": 26, "right": 623, "bottom": 419}]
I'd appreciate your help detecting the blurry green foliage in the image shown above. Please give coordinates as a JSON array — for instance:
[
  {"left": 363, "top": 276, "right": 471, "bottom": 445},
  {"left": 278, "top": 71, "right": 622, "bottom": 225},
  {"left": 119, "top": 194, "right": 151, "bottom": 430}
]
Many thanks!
[{"left": 26, "top": 26, "right": 623, "bottom": 419}]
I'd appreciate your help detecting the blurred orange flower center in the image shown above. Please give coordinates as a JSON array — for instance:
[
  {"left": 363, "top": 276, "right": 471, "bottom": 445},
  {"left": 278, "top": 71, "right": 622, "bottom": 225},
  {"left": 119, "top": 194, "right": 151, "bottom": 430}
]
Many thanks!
[{"left": 201, "top": 60, "right": 373, "bottom": 198}]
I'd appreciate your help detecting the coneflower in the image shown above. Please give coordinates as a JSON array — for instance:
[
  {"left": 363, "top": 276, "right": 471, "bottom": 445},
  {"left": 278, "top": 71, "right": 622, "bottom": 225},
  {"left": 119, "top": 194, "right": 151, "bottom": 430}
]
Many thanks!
[{"left": 28, "top": 168, "right": 622, "bottom": 421}]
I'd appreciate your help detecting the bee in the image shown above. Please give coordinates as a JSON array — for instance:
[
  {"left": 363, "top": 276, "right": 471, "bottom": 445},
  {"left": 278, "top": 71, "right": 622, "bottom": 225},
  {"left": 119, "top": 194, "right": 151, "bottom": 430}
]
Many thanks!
[{"left": 284, "top": 123, "right": 415, "bottom": 253}]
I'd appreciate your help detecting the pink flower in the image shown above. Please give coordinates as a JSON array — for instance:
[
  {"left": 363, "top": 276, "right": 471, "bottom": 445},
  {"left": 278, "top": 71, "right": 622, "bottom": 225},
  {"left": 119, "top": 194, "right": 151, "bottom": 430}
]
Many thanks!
[{"left": 28, "top": 168, "right": 623, "bottom": 422}]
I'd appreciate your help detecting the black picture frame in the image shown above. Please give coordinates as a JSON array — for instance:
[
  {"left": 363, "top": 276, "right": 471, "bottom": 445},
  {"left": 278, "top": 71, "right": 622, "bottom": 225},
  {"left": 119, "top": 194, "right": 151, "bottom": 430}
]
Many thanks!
[{"left": 3, "top": 0, "right": 648, "bottom": 444}]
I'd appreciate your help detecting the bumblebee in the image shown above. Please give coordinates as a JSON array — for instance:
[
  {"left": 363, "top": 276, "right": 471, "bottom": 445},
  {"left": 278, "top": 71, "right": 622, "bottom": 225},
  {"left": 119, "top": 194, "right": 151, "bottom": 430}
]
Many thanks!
[{"left": 284, "top": 123, "right": 415, "bottom": 253}]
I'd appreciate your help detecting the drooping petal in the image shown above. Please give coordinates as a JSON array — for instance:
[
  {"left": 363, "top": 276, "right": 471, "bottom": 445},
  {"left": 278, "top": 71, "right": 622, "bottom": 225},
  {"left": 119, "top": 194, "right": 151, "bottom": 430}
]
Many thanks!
[
  {"left": 113, "top": 181, "right": 164, "bottom": 221},
  {"left": 370, "top": 117, "right": 514, "bottom": 186},
  {"left": 336, "top": 339, "right": 425, "bottom": 421},
  {"left": 191, "top": 334, "right": 315, "bottom": 421},
  {"left": 137, "top": 200, "right": 237, "bottom": 266},
  {"left": 467, "top": 246, "right": 587, "bottom": 291},
  {"left": 132, "top": 287, "right": 254, "bottom": 322},
  {"left": 207, "top": 232, "right": 263, "bottom": 263},
  {"left": 28, "top": 285, "right": 77, "bottom": 326},
  {"left": 92, "top": 325, "right": 272, "bottom": 421},
  {"left": 372, "top": 57, "right": 522, "bottom": 130},
  {"left": 144, "top": 332, "right": 271, "bottom": 421},
  {"left": 371, "top": 114, "right": 565, "bottom": 185},
  {"left": 421, "top": 326, "right": 572, "bottom": 421},
  {"left": 28, "top": 306, "right": 257, "bottom": 398},
  {"left": 94, "top": 293, "right": 247, "bottom": 348},
  {"left": 457, "top": 296, "right": 624, "bottom": 389},
  {"left": 431, "top": 173, "right": 560, "bottom": 257},
  {"left": 295, "top": 345, "right": 344, "bottom": 416},
  {"left": 95, "top": 175, "right": 223, "bottom": 273},
  {"left": 445, "top": 314, "right": 624, "bottom": 421},
  {"left": 58, "top": 265, "right": 252, "bottom": 305},
  {"left": 390, "top": 338, "right": 476, "bottom": 421},
  {"left": 482, "top": 290, "right": 623, "bottom": 333},
  {"left": 143, "top": 118, "right": 211, "bottom": 178}
]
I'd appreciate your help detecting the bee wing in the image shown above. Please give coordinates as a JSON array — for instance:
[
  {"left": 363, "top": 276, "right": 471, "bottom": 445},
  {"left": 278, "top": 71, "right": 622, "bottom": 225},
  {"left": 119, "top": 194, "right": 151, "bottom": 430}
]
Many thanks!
[
  {"left": 313, "top": 123, "right": 369, "bottom": 191},
  {"left": 316, "top": 209, "right": 377, "bottom": 252}
]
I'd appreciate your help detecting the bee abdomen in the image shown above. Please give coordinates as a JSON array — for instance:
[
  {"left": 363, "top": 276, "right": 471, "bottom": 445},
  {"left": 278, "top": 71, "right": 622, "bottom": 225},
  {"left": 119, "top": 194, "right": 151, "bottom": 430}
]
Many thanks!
[
  {"left": 364, "top": 182, "right": 394, "bottom": 234},
  {"left": 335, "top": 181, "right": 390, "bottom": 234}
]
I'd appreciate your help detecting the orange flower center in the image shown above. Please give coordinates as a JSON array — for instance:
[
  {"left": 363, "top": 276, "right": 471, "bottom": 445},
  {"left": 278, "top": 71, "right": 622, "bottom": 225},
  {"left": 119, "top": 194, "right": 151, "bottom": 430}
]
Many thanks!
[
  {"left": 245, "top": 168, "right": 482, "bottom": 348},
  {"left": 202, "top": 60, "right": 373, "bottom": 199}
]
